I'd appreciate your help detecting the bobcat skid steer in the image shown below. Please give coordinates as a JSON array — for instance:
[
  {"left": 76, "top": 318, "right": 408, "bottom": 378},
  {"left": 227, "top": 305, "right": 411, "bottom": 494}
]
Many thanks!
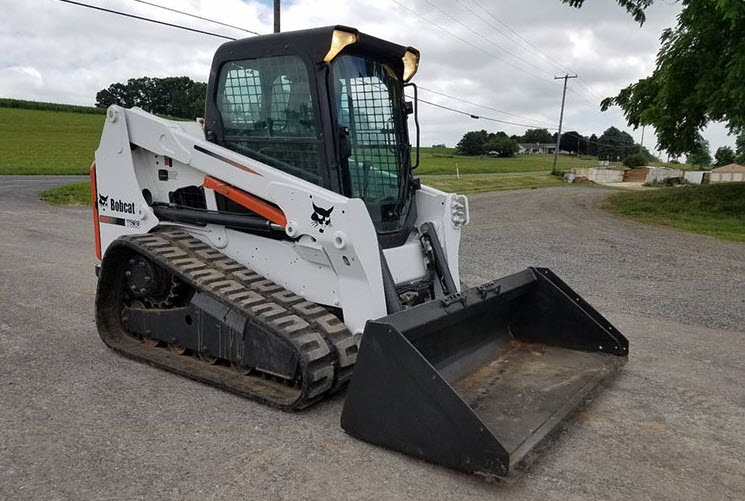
[{"left": 92, "top": 26, "right": 628, "bottom": 477}]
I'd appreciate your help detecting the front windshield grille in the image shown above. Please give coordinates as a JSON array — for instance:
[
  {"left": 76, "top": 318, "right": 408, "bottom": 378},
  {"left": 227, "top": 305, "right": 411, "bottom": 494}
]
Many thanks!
[{"left": 333, "top": 55, "right": 410, "bottom": 233}]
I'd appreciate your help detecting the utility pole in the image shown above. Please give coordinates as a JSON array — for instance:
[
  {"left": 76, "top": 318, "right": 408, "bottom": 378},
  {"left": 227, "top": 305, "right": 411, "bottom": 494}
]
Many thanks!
[
  {"left": 640, "top": 125, "right": 645, "bottom": 151},
  {"left": 552, "top": 74, "right": 577, "bottom": 174},
  {"left": 273, "top": 0, "right": 280, "bottom": 33}
]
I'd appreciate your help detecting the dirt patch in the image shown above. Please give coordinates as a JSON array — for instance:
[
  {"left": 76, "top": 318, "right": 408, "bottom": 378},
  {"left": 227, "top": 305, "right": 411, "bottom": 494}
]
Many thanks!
[
  {"left": 572, "top": 176, "right": 595, "bottom": 185},
  {"left": 623, "top": 167, "right": 649, "bottom": 182}
]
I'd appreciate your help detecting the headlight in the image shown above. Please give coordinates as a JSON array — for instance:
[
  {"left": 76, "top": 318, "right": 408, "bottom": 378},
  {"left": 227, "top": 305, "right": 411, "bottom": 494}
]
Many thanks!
[
  {"left": 324, "top": 29, "right": 359, "bottom": 63},
  {"left": 450, "top": 194, "right": 469, "bottom": 228},
  {"left": 402, "top": 48, "right": 420, "bottom": 82}
]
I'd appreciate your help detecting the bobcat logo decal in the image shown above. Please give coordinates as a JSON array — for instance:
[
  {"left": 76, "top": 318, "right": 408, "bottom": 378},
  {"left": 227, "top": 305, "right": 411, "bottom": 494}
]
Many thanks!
[
  {"left": 98, "top": 194, "right": 109, "bottom": 207},
  {"left": 311, "top": 203, "right": 333, "bottom": 233}
]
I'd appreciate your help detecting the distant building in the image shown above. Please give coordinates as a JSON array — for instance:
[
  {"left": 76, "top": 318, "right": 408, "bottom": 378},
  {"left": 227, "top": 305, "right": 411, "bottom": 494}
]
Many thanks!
[
  {"left": 710, "top": 163, "right": 745, "bottom": 183},
  {"left": 518, "top": 143, "right": 556, "bottom": 154}
]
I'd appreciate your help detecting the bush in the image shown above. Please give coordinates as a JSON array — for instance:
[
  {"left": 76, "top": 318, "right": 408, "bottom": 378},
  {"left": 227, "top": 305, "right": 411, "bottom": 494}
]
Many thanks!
[{"left": 623, "top": 153, "right": 648, "bottom": 168}]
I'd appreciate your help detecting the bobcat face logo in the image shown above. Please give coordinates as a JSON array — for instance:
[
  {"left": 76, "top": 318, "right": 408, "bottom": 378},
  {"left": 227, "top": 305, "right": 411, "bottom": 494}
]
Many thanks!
[
  {"left": 311, "top": 203, "right": 333, "bottom": 233},
  {"left": 98, "top": 194, "right": 109, "bottom": 207}
]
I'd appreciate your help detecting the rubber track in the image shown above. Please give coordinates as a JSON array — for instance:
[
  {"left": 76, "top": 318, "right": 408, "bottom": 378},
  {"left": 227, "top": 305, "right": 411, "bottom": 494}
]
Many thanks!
[{"left": 115, "top": 227, "right": 357, "bottom": 408}]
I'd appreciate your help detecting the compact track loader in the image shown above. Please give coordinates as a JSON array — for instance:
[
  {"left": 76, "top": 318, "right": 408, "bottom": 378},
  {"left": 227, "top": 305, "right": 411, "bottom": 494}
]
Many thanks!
[{"left": 92, "top": 26, "right": 628, "bottom": 477}]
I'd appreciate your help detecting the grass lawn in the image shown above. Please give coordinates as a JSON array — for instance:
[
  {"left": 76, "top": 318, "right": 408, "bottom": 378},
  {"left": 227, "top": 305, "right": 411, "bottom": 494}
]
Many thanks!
[
  {"left": 40, "top": 182, "right": 92, "bottom": 206},
  {"left": 607, "top": 183, "right": 745, "bottom": 242},
  {"left": 0, "top": 107, "right": 103, "bottom": 175},
  {"left": 416, "top": 147, "right": 612, "bottom": 176},
  {"left": 422, "top": 172, "right": 566, "bottom": 193}
]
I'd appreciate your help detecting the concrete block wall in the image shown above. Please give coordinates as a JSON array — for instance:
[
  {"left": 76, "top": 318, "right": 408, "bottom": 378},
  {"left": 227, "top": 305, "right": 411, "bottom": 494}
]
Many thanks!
[
  {"left": 711, "top": 172, "right": 745, "bottom": 183},
  {"left": 565, "top": 167, "right": 624, "bottom": 183},
  {"left": 646, "top": 167, "right": 683, "bottom": 184},
  {"left": 588, "top": 168, "right": 624, "bottom": 183},
  {"left": 684, "top": 171, "right": 706, "bottom": 185}
]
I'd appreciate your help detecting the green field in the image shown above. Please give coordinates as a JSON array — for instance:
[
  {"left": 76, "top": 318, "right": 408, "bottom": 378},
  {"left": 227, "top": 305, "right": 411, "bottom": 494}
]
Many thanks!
[
  {"left": 422, "top": 172, "right": 566, "bottom": 193},
  {"left": 0, "top": 104, "right": 614, "bottom": 177},
  {"left": 0, "top": 106, "right": 103, "bottom": 175},
  {"left": 607, "top": 183, "right": 745, "bottom": 242},
  {"left": 416, "top": 147, "right": 615, "bottom": 175}
]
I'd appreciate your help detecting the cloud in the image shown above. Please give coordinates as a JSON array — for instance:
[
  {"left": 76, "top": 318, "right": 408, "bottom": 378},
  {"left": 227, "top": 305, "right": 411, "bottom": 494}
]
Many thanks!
[{"left": 0, "top": 0, "right": 735, "bottom": 152}]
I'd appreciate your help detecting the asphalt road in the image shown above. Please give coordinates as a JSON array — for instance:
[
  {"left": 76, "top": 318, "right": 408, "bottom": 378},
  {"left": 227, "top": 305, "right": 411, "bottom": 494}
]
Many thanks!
[{"left": 1, "top": 177, "right": 743, "bottom": 500}]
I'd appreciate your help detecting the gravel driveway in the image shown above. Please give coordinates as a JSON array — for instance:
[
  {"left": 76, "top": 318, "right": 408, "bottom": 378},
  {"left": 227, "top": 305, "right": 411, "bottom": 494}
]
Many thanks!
[
  {"left": 461, "top": 187, "right": 745, "bottom": 331},
  {"left": 1, "top": 178, "right": 743, "bottom": 500}
]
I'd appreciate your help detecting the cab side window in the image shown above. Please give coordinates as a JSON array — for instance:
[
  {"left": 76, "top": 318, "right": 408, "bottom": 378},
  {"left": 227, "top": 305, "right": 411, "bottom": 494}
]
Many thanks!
[{"left": 216, "top": 56, "right": 325, "bottom": 186}]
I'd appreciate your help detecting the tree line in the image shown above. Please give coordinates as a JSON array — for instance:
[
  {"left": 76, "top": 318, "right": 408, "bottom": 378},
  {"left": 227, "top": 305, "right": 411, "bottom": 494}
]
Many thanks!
[
  {"left": 94, "top": 75, "right": 745, "bottom": 168},
  {"left": 455, "top": 126, "right": 745, "bottom": 168},
  {"left": 455, "top": 127, "right": 656, "bottom": 164},
  {"left": 95, "top": 76, "right": 206, "bottom": 119}
]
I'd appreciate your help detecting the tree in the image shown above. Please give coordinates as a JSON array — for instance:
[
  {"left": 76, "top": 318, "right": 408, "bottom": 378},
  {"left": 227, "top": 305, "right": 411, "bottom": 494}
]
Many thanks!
[
  {"left": 561, "top": 0, "right": 745, "bottom": 156},
  {"left": 639, "top": 146, "right": 658, "bottom": 163},
  {"left": 714, "top": 146, "right": 736, "bottom": 166},
  {"left": 736, "top": 134, "right": 745, "bottom": 164},
  {"left": 623, "top": 153, "right": 647, "bottom": 168},
  {"left": 483, "top": 136, "right": 519, "bottom": 157},
  {"left": 456, "top": 130, "right": 490, "bottom": 156},
  {"left": 559, "top": 131, "right": 587, "bottom": 154},
  {"left": 596, "top": 127, "right": 635, "bottom": 161},
  {"left": 521, "top": 128, "right": 554, "bottom": 144},
  {"left": 586, "top": 133, "right": 599, "bottom": 156},
  {"left": 95, "top": 82, "right": 133, "bottom": 109},
  {"left": 686, "top": 137, "right": 712, "bottom": 167},
  {"left": 95, "top": 76, "right": 207, "bottom": 119}
]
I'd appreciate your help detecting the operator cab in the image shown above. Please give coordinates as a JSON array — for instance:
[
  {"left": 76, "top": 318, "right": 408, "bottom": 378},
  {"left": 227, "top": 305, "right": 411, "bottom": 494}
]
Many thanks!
[{"left": 204, "top": 26, "right": 420, "bottom": 243}]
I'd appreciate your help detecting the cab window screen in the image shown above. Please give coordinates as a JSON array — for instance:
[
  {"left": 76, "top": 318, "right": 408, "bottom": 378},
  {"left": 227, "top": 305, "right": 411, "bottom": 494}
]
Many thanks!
[
  {"left": 333, "top": 55, "right": 410, "bottom": 233},
  {"left": 216, "top": 55, "right": 324, "bottom": 186}
]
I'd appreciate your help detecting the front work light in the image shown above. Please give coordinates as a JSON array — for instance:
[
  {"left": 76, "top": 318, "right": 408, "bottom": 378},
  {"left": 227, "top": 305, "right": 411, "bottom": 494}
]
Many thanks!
[
  {"left": 450, "top": 194, "right": 469, "bottom": 228},
  {"left": 324, "top": 30, "right": 359, "bottom": 62},
  {"left": 402, "top": 49, "right": 420, "bottom": 82}
]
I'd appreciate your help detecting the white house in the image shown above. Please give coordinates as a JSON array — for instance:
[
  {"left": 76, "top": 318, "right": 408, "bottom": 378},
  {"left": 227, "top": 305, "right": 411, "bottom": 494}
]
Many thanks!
[{"left": 518, "top": 143, "right": 556, "bottom": 154}]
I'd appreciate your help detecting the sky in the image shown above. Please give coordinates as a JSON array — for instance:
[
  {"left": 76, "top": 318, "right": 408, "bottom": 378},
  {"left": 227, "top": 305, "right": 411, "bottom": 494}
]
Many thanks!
[{"left": 0, "top": 0, "right": 736, "bottom": 156}]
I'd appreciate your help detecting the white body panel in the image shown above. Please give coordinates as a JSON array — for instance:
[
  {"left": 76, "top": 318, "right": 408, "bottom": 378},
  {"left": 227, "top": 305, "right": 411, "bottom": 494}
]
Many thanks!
[{"left": 94, "top": 106, "right": 468, "bottom": 335}]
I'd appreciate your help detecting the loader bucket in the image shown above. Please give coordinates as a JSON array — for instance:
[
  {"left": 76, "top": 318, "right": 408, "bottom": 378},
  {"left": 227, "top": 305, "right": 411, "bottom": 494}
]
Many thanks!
[{"left": 340, "top": 267, "right": 628, "bottom": 477}]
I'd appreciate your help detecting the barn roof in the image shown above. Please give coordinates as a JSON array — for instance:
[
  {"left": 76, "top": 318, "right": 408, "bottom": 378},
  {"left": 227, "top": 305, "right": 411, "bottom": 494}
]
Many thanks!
[{"left": 711, "top": 163, "right": 745, "bottom": 173}]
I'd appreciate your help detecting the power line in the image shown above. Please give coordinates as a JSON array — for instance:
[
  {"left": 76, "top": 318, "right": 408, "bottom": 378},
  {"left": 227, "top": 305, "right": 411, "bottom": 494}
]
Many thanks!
[
  {"left": 57, "top": 0, "right": 639, "bottom": 143},
  {"left": 450, "top": 0, "right": 562, "bottom": 75},
  {"left": 417, "top": 86, "right": 557, "bottom": 127},
  {"left": 566, "top": 86, "right": 604, "bottom": 110},
  {"left": 418, "top": 0, "right": 555, "bottom": 78},
  {"left": 413, "top": 96, "right": 559, "bottom": 129},
  {"left": 129, "top": 0, "right": 262, "bottom": 36},
  {"left": 55, "top": 0, "right": 557, "bottom": 129},
  {"left": 557, "top": 130, "right": 645, "bottom": 150},
  {"left": 55, "top": 0, "right": 237, "bottom": 40},
  {"left": 464, "top": 0, "right": 608, "bottom": 103},
  {"left": 469, "top": 0, "right": 572, "bottom": 73},
  {"left": 389, "top": 0, "right": 551, "bottom": 83},
  {"left": 431, "top": 0, "right": 619, "bottom": 131}
]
